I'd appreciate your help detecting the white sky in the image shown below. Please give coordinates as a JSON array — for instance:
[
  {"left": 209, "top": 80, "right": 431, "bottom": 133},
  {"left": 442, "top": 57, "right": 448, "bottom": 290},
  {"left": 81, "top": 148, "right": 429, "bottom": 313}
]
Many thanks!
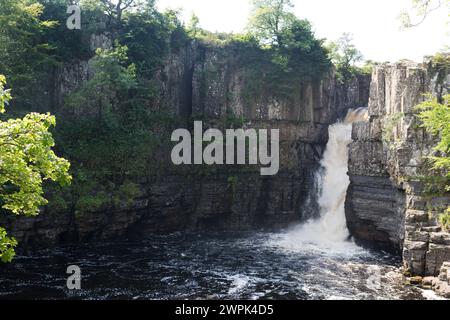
[{"left": 156, "top": 0, "right": 449, "bottom": 63}]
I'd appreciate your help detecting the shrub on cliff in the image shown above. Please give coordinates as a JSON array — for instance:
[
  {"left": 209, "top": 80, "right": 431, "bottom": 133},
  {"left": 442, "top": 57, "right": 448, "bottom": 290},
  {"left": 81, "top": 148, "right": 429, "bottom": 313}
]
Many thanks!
[
  {"left": 440, "top": 209, "right": 450, "bottom": 232},
  {"left": 417, "top": 93, "right": 450, "bottom": 230},
  {"left": 417, "top": 94, "right": 450, "bottom": 177}
]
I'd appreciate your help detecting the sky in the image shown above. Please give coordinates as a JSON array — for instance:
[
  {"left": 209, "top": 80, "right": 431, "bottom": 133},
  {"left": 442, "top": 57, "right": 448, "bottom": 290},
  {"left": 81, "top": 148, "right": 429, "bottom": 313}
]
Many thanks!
[{"left": 156, "top": 0, "right": 449, "bottom": 63}]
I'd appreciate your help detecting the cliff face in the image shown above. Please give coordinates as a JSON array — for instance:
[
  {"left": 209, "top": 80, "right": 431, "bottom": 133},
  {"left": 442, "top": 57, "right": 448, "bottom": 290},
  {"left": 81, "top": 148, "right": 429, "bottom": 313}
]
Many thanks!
[
  {"left": 346, "top": 60, "right": 450, "bottom": 277},
  {"left": 2, "top": 39, "right": 370, "bottom": 246}
]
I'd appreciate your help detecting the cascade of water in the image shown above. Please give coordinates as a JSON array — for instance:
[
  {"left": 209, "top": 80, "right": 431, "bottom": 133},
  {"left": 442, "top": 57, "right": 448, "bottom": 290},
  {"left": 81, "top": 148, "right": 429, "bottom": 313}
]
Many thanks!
[
  {"left": 270, "top": 108, "right": 368, "bottom": 251},
  {"left": 314, "top": 107, "right": 368, "bottom": 241}
]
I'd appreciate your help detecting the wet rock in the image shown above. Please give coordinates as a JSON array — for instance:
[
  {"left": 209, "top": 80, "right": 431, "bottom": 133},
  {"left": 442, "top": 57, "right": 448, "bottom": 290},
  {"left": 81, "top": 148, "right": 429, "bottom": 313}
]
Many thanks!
[{"left": 345, "top": 175, "right": 406, "bottom": 252}]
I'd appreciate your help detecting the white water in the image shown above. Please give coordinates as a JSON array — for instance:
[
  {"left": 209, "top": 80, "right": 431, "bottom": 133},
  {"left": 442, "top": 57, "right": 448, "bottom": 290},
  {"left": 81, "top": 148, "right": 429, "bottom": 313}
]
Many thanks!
[{"left": 270, "top": 108, "right": 369, "bottom": 253}]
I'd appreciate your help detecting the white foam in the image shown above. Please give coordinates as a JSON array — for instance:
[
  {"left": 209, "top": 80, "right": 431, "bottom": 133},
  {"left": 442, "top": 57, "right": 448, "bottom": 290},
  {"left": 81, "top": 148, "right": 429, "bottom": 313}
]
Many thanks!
[
  {"left": 227, "top": 274, "right": 250, "bottom": 295},
  {"left": 269, "top": 108, "right": 369, "bottom": 256},
  {"left": 421, "top": 289, "right": 447, "bottom": 300}
]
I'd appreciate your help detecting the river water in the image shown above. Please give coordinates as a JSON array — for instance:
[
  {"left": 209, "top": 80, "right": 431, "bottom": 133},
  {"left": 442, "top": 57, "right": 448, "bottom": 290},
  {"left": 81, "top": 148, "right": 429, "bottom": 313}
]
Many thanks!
[
  {"left": 0, "top": 231, "right": 433, "bottom": 300},
  {"left": 0, "top": 109, "right": 439, "bottom": 300}
]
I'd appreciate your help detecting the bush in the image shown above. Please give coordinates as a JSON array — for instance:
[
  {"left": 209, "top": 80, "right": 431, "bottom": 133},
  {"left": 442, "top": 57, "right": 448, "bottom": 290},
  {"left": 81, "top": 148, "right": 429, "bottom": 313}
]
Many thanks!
[
  {"left": 112, "top": 182, "right": 141, "bottom": 208},
  {"left": 75, "top": 193, "right": 110, "bottom": 214},
  {"left": 439, "top": 209, "right": 450, "bottom": 232}
]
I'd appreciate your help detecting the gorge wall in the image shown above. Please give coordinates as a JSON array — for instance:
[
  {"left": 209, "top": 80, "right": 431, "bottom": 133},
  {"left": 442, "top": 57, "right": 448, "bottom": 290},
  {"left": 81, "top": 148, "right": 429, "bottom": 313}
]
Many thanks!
[
  {"left": 1, "top": 38, "right": 370, "bottom": 247},
  {"left": 346, "top": 59, "right": 450, "bottom": 277}
]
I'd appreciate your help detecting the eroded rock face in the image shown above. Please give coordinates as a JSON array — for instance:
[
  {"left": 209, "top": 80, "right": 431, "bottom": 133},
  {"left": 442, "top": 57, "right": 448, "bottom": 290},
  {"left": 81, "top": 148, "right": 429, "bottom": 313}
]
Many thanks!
[
  {"left": 159, "top": 41, "right": 370, "bottom": 124},
  {"left": 346, "top": 60, "right": 450, "bottom": 285},
  {"left": 0, "top": 40, "right": 370, "bottom": 247}
]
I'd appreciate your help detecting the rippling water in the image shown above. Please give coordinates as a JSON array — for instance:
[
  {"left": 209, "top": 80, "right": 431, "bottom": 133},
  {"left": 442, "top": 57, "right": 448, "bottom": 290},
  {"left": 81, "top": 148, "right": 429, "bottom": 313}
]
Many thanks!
[{"left": 0, "top": 231, "right": 432, "bottom": 300}]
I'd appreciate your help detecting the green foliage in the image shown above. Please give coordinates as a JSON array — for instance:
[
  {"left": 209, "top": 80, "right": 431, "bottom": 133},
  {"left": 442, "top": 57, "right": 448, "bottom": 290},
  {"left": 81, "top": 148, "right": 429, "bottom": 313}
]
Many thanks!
[
  {"left": 360, "top": 60, "right": 376, "bottom": 76},
  {"left": 416, "top": 94, "right": 450, "bottom": 177},
  {"left": 38, "top": 0, "right": 92, "bottom": 61},
  {"left": 0, "top": 0, "right": 331, "bottom": 253},
  {"left": 0, "top": 227, "right": 17, "bottom": 263},
  {"left": 0, "top": 75, "right": 11, "bottom": 114},
  {"left": 59, "top": 37, "right": 180, "bottom": 212},
  {"left": 64, "top": 43, "right": 137, "bottom": 120},
  {"left": 246, "top": 0, "right": 331, "bottom": 82},
  {"left": 420, "top": 175, "right": 450, "bottom": 196},
  {"left": 186, "top": 13, "right": 201, "bottom": 38},
  {"left": 439, "top": 208, "right": 450, "bottom": 232},
  {"left": 0, "top": 0, "right": 60, "bottom": 109},
  {"left": 76, "top": 192, "right": 110, "bottom": 213},
  {"left": 0, "top": 75, "right": 71, "bottom": 262},
  {"left": 248, "top": 0, "right": 296, "bottom": 46},
  {"left": 207, "top": 1, "right": 331, "bottom": 104},
  {"left": 46, "top": 192, "right": 68, "bottom": 213},
  {"left": 112, "top": 182, "right": 141, "bottom": 208},
  {"left": 0, "top": 78, "right": 71, "bottom": 216},
  {"left": 120, "top": 5, "right": 186, "bottom": 78},
  {"left": 416, "top": 94, "right": 450, "bottom": 221},
  {"left": 327, "top": 33, "right": 364, "bottom": 85}
]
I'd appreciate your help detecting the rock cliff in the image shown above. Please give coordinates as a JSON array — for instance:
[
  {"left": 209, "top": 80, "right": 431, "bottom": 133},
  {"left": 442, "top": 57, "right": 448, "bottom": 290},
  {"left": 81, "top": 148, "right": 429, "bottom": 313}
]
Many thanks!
[
  {"left": 1, "top": 38, "right": 370, "bottom": 246},
  {"left": 346, "top": 60, "right": 450, "bottom": 280}
]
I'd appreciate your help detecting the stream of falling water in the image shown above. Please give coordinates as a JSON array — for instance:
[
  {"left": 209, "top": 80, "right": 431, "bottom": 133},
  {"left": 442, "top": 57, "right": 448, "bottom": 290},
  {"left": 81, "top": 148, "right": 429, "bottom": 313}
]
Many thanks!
[
  {"left": 317, "top": 108, "right": 369, "bottom": 241},
  {"left": 269, "top": 108, "right": 369, "bottom": 252}
]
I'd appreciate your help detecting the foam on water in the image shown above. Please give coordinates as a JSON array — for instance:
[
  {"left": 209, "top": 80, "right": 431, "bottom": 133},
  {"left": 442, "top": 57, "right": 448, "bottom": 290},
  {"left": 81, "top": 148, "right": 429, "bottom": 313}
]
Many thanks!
[{"left": 270, "top": 108, "right": 369, "bottom": 256}]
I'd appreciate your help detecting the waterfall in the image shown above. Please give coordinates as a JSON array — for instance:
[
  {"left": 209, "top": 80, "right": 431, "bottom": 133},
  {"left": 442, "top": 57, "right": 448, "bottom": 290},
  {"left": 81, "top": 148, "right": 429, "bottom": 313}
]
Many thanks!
[
  {"left": 314, "top": 107, "right": 368, "bottom": 241},
  {"left": 269, "top": 108, "right": 368, "bottom": 252}
]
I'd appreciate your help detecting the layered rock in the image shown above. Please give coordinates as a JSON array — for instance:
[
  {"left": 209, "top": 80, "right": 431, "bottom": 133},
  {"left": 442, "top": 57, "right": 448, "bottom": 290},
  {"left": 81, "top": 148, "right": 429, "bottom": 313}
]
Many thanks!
[{"left": 346, "top": 60, "right": 450, "bottom": 287}]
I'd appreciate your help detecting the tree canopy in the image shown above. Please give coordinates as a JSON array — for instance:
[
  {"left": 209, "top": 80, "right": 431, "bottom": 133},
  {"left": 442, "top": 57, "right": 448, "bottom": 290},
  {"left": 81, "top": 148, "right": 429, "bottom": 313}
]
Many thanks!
[
  {"left": 399, "top": 0, "right": 450, "bottom": 28},
  {"left": 327, "top": 33, "right": 364, "bottom": 84},
  {"left": 0, "top": 75, "right": 71, "bottom": 262},
  {"left": 246, "top": 0, "right": 331, "bottom": 81},
  {"left": 248, "top": 0, "right": 296, "bottom": 46}
]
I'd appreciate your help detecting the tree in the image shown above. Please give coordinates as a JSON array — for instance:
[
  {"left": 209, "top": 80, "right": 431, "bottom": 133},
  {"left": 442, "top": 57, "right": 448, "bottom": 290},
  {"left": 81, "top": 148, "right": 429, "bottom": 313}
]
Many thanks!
[
  {"left": 81, "top": 0, "right": 156, "bottom": 35},
  {"left": 327, "top": 33, "right": 363, "bottom": 84},
  {"left": 0, "top": 75, "right": 71, "bottom": 262},
  {"left": 64, "top": 43, "right": 137, "bottom": 121},
  {"left": 399, "top": 0, "right": 450, "bottom": 28},
  {"left": 246, "top": 0, "right": 331, "bottom": 81},
  {"left": 248, "top": 0, "right": 296, "bottom": 46},
  {"left": 277, "top": 19, "right": 331, "bottom": 78},
  {"left": 186, "top": 13, "right": 201, "bottom": 38},
  {"left": 0, "top": 0, "right": 57, "bottom": 108}
]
